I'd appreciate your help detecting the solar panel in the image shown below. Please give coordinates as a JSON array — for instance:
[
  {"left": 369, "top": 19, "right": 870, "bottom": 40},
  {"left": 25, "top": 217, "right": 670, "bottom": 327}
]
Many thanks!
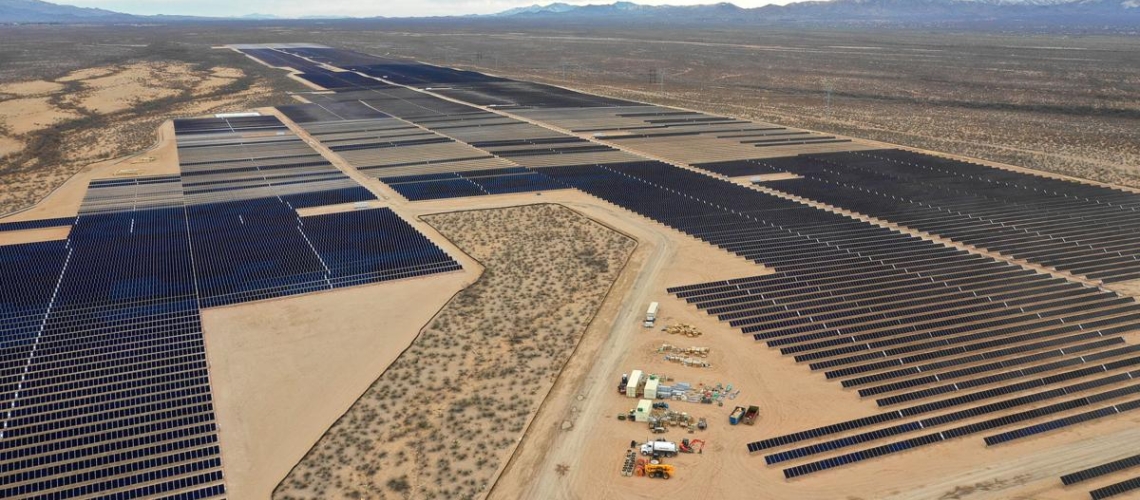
[
  {"left": 1091, "top": 476, "right": 1140, "bottom": 500},
  {"left": 1061, "top": 454, "right": 1140, "bottom": 486}
]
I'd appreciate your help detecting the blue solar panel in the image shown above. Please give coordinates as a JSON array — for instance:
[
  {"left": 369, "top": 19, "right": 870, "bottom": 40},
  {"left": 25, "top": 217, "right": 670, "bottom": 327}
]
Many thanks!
[
  {"left": 0, "top": 217, "right": 75, "bottom": 232},
  {"left": 474, "top": 172, "right": 567, "bottom": 195},
  {"left": 389, "top": 178, "right": 486, "bottom": 201}
]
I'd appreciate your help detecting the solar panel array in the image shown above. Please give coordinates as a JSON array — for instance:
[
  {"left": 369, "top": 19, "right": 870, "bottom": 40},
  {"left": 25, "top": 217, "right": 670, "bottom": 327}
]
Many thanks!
[
  {"left": 173, "top": 115, "right": 460, "bottom": 306},
  {"left": 237, "top": 48, "right": 390, "bottom": 91},
  {"left": 174, "top": 116, "right": 374, "bottom": 208},
  {"left": 514, "top": 106, "right": 871, "bottom": 165},
  {"left": 1, "top": 176, "right": 226, "bottom": 499},
  {"left": 271, "top": 46, "right": 631, "bottom": 109},
  {"left": 0, "top": 110, "right": 463, "bottom": 497},
  {"left": 277, "top": 102, "right": 569, "bottom": 201},
  {"left": 231, "top": 44, "right": 1140, "bottom": 484},
  {"left": 237, "top": 47, "right": 634, "bottom": 200},
  {"left": 694, "top": 150, "right": 1140, "bottom": 283}
]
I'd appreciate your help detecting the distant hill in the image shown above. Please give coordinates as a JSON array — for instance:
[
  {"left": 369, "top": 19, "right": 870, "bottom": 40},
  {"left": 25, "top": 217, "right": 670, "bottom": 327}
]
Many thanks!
[
  {"left": 491, "top": 0, "right": 1140, "bottom": 25},
  {"left": 1, "top": 0, "right": 1137, "bottom": 25},
  {"left": 239, "top": 13, "right": 280, "bottom": 20},
  {"left": 0, "top": 0, "right": 138, "bottom": 23}
]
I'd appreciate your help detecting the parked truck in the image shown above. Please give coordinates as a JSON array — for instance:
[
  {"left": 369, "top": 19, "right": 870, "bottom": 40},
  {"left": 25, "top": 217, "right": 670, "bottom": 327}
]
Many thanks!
[
  {"left": 640, "top": 439, "right": 678, "bottom": 458},
  {"left": 644, "top": 302, "right": 659, "bottom": 327}
]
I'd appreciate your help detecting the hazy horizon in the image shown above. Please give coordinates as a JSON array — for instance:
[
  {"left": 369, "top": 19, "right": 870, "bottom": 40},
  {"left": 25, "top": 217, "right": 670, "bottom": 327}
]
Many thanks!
[{"left": 56, "top": 0, "right": 800, "bottom": 19}]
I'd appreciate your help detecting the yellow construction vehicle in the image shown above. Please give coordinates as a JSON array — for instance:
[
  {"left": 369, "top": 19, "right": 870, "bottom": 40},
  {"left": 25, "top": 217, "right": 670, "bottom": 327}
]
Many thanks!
[{"left": 644, "top": 463, "right": 675, "bottom": 479}]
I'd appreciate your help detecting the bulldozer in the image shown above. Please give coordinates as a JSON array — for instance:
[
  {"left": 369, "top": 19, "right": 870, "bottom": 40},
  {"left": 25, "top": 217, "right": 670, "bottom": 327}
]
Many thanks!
[{"left": 644, "top": 463, "right": 675, "bottom": 479}]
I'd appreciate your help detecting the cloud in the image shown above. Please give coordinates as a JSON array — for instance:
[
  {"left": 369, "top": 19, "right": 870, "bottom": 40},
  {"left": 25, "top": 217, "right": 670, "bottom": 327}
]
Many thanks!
[{"left": 58, "top": 0, "right": 796, "bottom": 18}]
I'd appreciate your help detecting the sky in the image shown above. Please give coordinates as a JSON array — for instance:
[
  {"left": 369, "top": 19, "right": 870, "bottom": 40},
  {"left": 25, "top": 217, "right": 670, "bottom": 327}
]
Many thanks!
[{"left": 59, "top": 0, "right": 800, "bottom": 19}]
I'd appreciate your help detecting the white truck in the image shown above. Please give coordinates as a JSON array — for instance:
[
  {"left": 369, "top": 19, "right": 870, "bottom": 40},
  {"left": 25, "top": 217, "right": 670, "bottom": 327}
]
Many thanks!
[
  {"left": 640, "top": 439, "right": 678, "bottom": 457},
  {"left": 644, "top": 302, "right": 659, "bottom": 328}
]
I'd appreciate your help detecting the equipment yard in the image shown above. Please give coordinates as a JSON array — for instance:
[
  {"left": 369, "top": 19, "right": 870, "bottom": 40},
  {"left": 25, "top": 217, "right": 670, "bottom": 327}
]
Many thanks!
[{"left": 2, "top": 34, "right": 1139, "bottom": 500}]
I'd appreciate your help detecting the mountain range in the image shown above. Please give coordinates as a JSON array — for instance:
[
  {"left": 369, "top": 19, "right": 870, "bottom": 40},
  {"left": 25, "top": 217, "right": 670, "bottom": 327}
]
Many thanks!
[
  {"left": 1, "top": 0, "right": 1137, "bottom": 25},
  {"left": 492, "top": 0, "right": 1139, "bottom": 23}
]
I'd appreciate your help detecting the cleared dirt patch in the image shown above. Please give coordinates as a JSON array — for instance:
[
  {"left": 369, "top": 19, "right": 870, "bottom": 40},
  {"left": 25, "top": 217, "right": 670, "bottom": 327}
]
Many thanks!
[
  {"left": 0, "top": 136, "right": 22, "bottom": 157},
  {"left": 0, "top": 96, "right": 82, "bottom": 135},
  {"left": 0, "top": 80, "right": 63, "bottom": 96},
  {"left": 55, "top": 66, "right": 116, "bottom": 82},
  {"left": 64, "top": 62, "right": 204, "bottom": 114}
]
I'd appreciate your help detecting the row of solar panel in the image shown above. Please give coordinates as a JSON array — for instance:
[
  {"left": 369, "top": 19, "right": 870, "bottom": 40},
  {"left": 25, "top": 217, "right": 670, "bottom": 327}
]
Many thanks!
[
  {"left": 871, "top": 339, "right": 1139, "bottom": 405},
  {"left": 328, "top": 136, "right": 453, "bottom": 152},
  {"left": 1062, "top": 454, "right": 1140, "bottom": 485},
  {"left": 825, "top": 323, "right": 1117, "bottom": 384},
  {"left": 674, "top": 267, "right": 1112, "bottom": 362},
  {"left": 804, "top": 309, "right": 1140, "bottom": 370},
  {"left": 296, "top": 71, "right": 390, "bottom": 91},
  {"left": 746, "top": 347, "right": 1140, "bottom": 453},
  {"left": 762, "top": 365, "right": 1140, "bottom": 465},
  {"left": 172, "top": 115, "right": 285, "bottom": 135},
  {"left": 780, "top": 381, "right": 1140, "bottom": 478},
  {"left": 1091, "top": 477, "right": 1140, "bottom": 500},
  {"left": 385, "top": 170, "right": 567, "bottom": 201},
  {"left": 694, "top": 150, "right": 1140, "bottom": 283},
  {"left": 799, "top": 300, "right": 1137, "bottom": 367},
  {"left": 983, "top": 398, "right": 1140, "bottom": 446}
]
